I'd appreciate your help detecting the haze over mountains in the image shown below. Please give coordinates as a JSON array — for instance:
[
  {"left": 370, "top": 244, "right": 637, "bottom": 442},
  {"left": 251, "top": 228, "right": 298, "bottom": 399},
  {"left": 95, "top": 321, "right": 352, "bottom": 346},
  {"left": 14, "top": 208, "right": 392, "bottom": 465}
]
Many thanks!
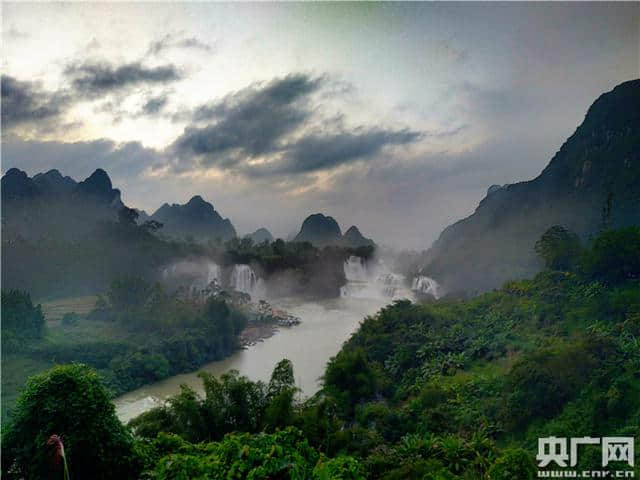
[
  {"left": 2, "top": 80, "right": 638, "bottom": 296},
  {"left": 424, "top": 79, "right": 640, "bottom": 292},
  {"left": 293, "top": 213, "right": 375, "bottom": 248},
  {"left": 1, "top": 168, "right": 124, "bottom": 242},
  {"left": 246, "top": 228, "right": 274, "bottom": 244},
  {"left": 1, "top": 168, "right": 375, "bottom": 249},
  {"left": 1, "top": 166, "right": 378, "bottom": 297},
  {"left": 150, "top": 195, "right": 237, "bottom": 242}
]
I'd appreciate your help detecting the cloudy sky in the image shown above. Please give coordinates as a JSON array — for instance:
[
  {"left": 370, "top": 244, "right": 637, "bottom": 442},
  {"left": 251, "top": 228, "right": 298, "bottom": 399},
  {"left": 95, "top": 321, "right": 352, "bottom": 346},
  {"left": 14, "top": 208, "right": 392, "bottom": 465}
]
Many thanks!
[{"left": 2, "top": 2, "right": 638, "bottom": 247}]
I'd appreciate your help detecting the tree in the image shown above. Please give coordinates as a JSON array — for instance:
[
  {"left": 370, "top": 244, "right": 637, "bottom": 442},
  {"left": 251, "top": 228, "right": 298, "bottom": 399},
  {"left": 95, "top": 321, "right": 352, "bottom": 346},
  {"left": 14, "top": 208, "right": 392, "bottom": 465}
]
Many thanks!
[
  {"left": 265, "top": 359, "right": 297, "bottom": 430},
  {"left": 583, "top": 227, "right": 640, "bottom": 284},
  {"left": 1, "top": 364, "right": 140, "bottom": 480},
  {"left": 141, "top": 219, "right": 163, "bottom": 233},
  {"left": 323, "top": 348, "right": 384, "bottom": 416},
  {"left": 1, "top": 290, "right": 45, "bottom": 339},
  {"left": 535, "top": 225, "right": 582, "bottom": 271},
  {"left": 107, "top": 276, "right": 151, "bottom": 310},
  {"left": 488, "top": 449, "right": 536, "bottom": 480},
  {"left": 118, "top": 206, "right": 139, "bottom": 226},
  {"left": 268, "top": 358, "right": 295, "bottom": 398}
]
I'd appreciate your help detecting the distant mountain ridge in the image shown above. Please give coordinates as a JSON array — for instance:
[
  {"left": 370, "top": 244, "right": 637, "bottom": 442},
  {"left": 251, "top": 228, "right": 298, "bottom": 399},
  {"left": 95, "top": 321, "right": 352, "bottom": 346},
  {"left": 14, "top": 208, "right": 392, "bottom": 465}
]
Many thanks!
[
  {"left": 246, "top": 228, "right": 274, "bottom": 244},
  {"left": 2, "top": 167, "right": 123, "bottom": 206},
  {"left": 32, "top": 169, "right": 77, "bottom": 196},
  {"left": 1, "top": 168, "right": 126, "bottom": 242},
  {"left": 150, "top": 195, "right": 236, "bottom": 242},
  {"left": 0, "top": 168, "right": 239, "bottom": 296},
  {"left": 294, "top": 213, "right": 342, "bottom": 246},
  {"left": 343, "top": 225, "right": 375, "bottom": 248},
  {"left": 425, "top": 79, "right": 640, "bottom": 293},
  {"left": 293, "top": 213, "right": 375, "bottom": 248},
  {"left": 1, "top": 168, "right": 237, "bottom": 245}
]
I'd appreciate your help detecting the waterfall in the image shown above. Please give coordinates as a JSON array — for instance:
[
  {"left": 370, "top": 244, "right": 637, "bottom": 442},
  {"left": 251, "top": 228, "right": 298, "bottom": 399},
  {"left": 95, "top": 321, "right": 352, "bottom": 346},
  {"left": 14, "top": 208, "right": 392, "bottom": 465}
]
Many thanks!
[
  {"left": 231, "top": 264, "right": 265, "bottom": 300},
  {"left": 344, "top": 255, "right": 369, "bottom": 282},
  {"left": 340, "top": 257, "right": 413, "bottom": 301},
  {"left": 231, "top": 265, "right": 256, "bottom": 294},
  {"left": 376, "top": 273, "right": 406, "bottom": 298},
  {"left": 411, "top": 275, "right": 441, "bottom": 299},
  {"left": 160, "top": 260, "right": 222, "bottom": 300},
  {"left": 207, "top": 263, "right": 221, "bottom": 285}
]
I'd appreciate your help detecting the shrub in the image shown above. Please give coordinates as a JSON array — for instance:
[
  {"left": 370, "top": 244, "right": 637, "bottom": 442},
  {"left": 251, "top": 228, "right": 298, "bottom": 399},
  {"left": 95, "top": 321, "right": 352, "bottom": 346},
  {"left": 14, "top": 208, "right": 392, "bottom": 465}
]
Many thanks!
[
  {"left": 487, "top": 448, "right": 536, "bottom": 480},
  {"left": 1, "top": 364, "right": 140, "bottom": 480}
]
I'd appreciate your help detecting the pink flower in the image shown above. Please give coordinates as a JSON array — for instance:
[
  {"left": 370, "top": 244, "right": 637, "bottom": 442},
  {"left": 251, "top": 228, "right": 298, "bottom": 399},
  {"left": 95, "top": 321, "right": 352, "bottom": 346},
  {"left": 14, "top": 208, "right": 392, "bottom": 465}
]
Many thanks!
[
  {"left": 47, "top": 434, "right": 70, "bottom": 480},
  {"left": 47, "top": 434, "right": 65, "bottom": 463}
]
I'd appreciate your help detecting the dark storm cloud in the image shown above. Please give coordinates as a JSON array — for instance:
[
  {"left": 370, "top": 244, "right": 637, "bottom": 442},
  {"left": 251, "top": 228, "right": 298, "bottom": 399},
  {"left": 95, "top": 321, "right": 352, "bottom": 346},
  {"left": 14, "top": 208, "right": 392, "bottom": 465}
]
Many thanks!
[
  {"left": 147, "top": 33, "right": 213, "bottom": 56},
  {"left": 1, "top": 75, "right": 71, "bottom": 130},
  {"left": 64, "top": 61, "right": 181, "bottom": 96},
  {"left": 171, "top": 74, "right": 324, "bottom": 166},
  {"left": 258, "top": 128, "right": 422, "bottom": 176}
]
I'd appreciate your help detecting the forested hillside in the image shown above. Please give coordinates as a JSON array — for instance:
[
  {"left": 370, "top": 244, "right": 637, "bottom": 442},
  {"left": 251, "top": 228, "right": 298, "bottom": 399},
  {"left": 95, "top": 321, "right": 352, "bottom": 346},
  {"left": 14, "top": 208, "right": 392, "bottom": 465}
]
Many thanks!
[
  {"left": 425, "top": 80, "right": 640, "bottom": 293},
  {"left": 3, "top": 226, "right": 638, "bottom": 479}
]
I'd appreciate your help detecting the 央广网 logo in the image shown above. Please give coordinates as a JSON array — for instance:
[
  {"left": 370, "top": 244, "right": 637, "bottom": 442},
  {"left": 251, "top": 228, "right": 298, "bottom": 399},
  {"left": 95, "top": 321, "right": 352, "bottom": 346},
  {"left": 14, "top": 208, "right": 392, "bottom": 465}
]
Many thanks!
[
  {"left": 537, "top": 436, "right": 635, "bottom": 478},
  {"left": 537, "top": 436, "right": 634, "bottom": 468}
]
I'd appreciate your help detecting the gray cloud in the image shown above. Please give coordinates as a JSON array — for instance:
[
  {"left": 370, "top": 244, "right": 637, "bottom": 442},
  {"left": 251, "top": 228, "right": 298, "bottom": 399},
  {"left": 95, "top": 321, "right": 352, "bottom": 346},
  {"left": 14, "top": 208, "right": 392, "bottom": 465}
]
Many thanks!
[
  {"left": 147, "top": 33, "right": 213, "bottom": 56},
  {"left": 141, "top": 93, "right": 169, "bottom": 115},
  {"left": 64, "top": 61, "right": 181, "bottom": 96},
  {"left": 255, "top": 128, "right": 422, "bottom": 176},
  {"left": 1, "top": 75, "right": 71, "bottom": 130},
  {"left": 2, "top": 136, "right": 165, "bottom": 181},
  {"left": 171, "top": 74, "right": 324, "bottom": 167},
  {"left": 168, "top": 73, "right": 422, "bottom": 177}
]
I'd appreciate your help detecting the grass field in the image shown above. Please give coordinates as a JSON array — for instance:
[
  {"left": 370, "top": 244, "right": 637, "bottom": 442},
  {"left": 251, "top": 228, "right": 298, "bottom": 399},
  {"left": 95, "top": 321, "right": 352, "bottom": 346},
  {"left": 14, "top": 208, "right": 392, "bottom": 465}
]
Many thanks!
[
  {"left": 39, "top": 295, "right": 98, "bottom": 322},
  {"left": 2, "top": 295, "right": 139, "bottom": 424}
]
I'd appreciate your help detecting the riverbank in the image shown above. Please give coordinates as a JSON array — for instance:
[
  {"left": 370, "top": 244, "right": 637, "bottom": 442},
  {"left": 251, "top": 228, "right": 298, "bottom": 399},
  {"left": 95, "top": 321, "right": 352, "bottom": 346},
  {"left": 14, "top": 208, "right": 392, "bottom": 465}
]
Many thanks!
[
  {"left": 114, "top": 296, "right": 386, "bottom": 422},
  {"left": 1, "top": 296, "right": 298, "bottom": 425}
]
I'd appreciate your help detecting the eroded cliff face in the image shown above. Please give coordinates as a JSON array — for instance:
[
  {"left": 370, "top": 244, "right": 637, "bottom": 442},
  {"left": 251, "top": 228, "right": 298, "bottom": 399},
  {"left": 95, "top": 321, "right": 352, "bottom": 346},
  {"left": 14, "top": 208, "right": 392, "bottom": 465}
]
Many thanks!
[{"left": 424, "top": 80, "right": 640, "bottom": 293}]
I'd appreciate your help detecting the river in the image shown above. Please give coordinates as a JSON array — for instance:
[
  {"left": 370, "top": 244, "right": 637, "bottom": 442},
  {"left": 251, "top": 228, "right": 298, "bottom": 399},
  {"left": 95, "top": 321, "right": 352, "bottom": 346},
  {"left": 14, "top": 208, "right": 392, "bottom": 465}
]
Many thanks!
[{"left": 114, "top": 296, "right": 387, "bottom": 422}]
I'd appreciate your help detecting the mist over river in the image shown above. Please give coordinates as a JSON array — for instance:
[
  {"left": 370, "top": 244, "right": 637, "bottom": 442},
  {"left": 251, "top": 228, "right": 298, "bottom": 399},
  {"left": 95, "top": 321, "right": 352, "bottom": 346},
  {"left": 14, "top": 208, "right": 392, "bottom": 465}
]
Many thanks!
[{"left": 115, "top": 296, "right": 386, "bottom": 422}]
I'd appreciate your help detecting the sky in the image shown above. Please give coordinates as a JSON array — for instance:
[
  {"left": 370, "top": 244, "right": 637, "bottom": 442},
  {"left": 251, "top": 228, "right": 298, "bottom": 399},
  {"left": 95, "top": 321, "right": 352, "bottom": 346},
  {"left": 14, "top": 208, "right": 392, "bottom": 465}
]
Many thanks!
[{"left": 2, "top": 2, "right": 638, "bottom": 248}]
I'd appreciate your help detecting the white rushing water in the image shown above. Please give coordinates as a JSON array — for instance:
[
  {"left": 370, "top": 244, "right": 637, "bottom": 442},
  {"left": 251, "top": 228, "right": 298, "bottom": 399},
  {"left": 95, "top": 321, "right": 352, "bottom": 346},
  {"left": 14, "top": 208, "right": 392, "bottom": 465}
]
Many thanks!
[
  {"left": 231, "top": 264, "right": 266, "bottom": 300},
  {"left": 207, "top": 263, "right": 221, "bottom": 285},
  {"left": 114, "top": 256, "right": 443, "bottom": 422},
  {"left": 340, "top": 256, "right": 414, "bottom": 301},
  {"left": 161, "top": 260, "right": 222, "bottom": 297},
  {"left": 343, "top": 255, "right": 369, "bottom": 282},
  {"left": 411, "top": 275, "right": 442, "bottom": 299},
  {"left": 114, "top": 296, "right": 385, "bottom": 422}
]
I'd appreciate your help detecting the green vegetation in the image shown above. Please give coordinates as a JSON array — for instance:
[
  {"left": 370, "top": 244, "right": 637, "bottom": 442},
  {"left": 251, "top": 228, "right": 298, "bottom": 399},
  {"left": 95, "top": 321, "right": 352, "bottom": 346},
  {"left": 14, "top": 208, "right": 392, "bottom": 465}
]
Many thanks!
[
  {"left": 223, "top": 237, "right": 360, "bottom": 298},
  {"left": 2, "top": 364, "right": 140, "bottom": 480},
  {"left": 534, "top": 224, "right": 582, "bottom": 271},
  {"left": 129, "top": 359, "right": 298, "bottom": 441},
  {"left": 2, "top": 227, "right": 639, "bottom": 478},
  {"left": 2, "top": 205, "right": 200, "bottom": 299},
  {"left": 1, "top": 290, "right": 46, "bottom": 353},
  {"left": 146, "top": 427, "right": 364, "bottom": 479},
  {"left": 1, "top": 235, "right": 362, "bottom": 422},
  {"left": 425, "top": 79, "right": 640, "bottom": 293},
  {"left": 127, "top": 227, "right": 640, "bottom": 478},
  {"left": 1, "top": 279, "right": 248, "bottom": 423}
]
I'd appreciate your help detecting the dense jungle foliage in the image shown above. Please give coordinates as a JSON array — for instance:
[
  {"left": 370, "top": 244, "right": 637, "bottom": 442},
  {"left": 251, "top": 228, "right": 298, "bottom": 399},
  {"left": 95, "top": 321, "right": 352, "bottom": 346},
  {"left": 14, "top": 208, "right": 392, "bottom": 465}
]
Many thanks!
[
  {"left": 1, "top": 279, "right": 248, "bottom": 423},
  {"left": 1, "top": 235, "right": 365, "bottom": 421},
  {"left": 2, "top": 227, "right": 639, "bottom": 479}
]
